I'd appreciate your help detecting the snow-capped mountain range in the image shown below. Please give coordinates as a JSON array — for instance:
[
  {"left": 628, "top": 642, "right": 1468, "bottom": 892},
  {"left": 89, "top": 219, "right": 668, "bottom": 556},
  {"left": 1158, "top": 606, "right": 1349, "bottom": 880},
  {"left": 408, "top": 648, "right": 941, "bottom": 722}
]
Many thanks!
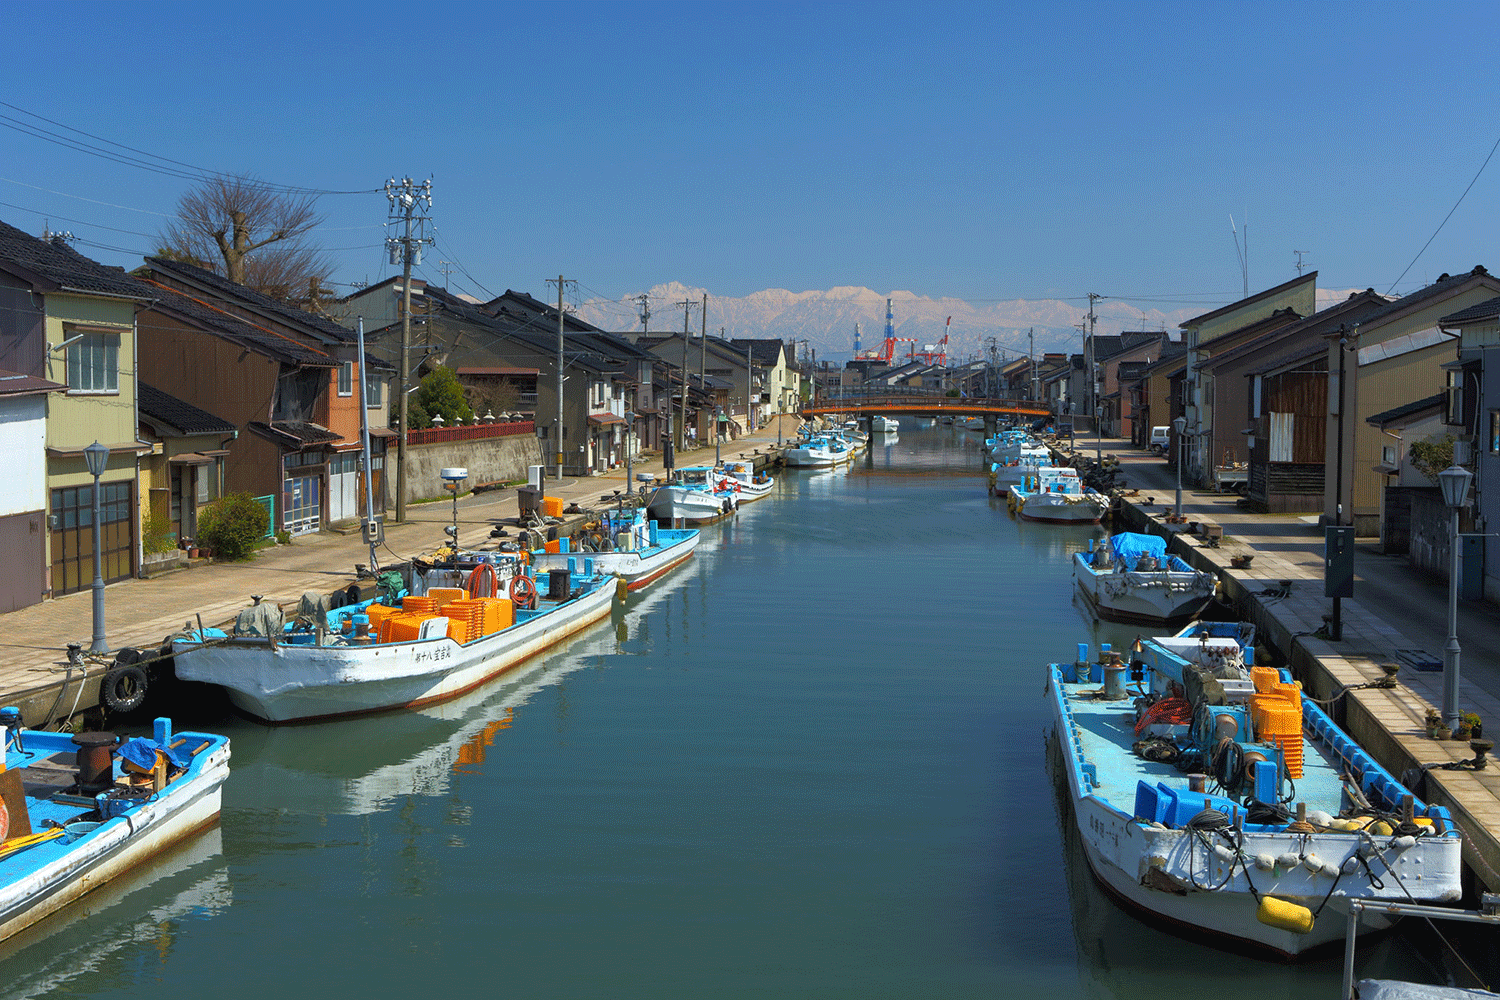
[{"left": 576, "top": 282, "right": 1363, "bottom": 363}]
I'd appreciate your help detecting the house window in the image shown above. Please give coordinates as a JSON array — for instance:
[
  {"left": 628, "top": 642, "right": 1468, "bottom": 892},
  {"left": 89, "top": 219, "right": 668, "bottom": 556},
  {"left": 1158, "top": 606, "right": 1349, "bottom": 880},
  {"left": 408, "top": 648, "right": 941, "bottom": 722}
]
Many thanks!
[
  {"left": 1447, "top": 371, "right": 1465, "bottom": 426},
  {"left": 1383, "top": 444, "right": 1397, "bottom": 467},
  {"left": 365, "top": 371, "right": 383, "bottom": 408},
  {"left": 1491, "top": 411, "right": 1500, "bottom": 454},
  {"left": 338, "top": 361, "right": 353, "bottom": 397},
  {"left": 66, "top": 331, "right": 119, "bottom": 393}
]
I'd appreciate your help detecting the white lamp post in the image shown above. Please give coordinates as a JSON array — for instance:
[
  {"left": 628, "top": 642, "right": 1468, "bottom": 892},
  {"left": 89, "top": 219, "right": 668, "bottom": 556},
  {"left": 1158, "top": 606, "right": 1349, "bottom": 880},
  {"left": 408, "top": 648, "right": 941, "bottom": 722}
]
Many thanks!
[
  {"left": 1172, "top": 416, "right": 1187, "bottom": 521},
  {"left": 1439, "top": 463, "right": 1473, "bottom": 730},
  {"left": 83, "top": 441, "right": 110, "bottom": 653}
]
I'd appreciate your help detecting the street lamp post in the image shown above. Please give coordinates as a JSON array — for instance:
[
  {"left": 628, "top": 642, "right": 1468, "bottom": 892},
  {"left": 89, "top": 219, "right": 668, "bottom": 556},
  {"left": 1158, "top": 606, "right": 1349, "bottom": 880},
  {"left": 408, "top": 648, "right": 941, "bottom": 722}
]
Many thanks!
[
  {"left": 715, "top": 406, "right": 723, "bottom": 465},
  {"left": 83, "top": 441, "right": 110, "bottom": 654},
  {"left": 1172, "top": 416, "right": 1187, "bottom": 521},
  {"left": 1439, "top": 463, "right": 1474, "bottom": 730}
]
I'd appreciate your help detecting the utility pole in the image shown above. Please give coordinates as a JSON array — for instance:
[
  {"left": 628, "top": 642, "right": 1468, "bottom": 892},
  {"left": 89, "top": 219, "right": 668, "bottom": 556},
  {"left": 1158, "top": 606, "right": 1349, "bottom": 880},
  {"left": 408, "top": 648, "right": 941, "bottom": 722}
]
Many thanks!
[
  {"left": 676, "top": 298, "right": 694, "bottom": 451},
  {"left": 1088, "top": 292, "right": 1103, "bottom": 464},
  {"left": 1029, "top": 327, "right": 1037, "bottom": 402},
  {"left": 743, "top": 332, "right": 754, "bottom": 431},
  {"left": 700, "top": 293, "right": 708, "bottom": 445},
  {"left": 547, "top": 275, "right": 573, "bottom": 482},
  {"left": 637, "top": 293, "right": 651, "bottom": 333},
  {"left": 385, "top": 176, "right": 433, "bottom": 524}
]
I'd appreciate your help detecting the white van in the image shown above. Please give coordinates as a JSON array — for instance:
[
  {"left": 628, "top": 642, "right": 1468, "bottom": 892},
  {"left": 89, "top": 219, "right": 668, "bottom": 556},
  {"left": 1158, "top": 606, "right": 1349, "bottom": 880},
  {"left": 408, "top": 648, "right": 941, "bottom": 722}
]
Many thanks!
[{"left": 1149, "top": 426, "right": 1170, "bottom": 454}]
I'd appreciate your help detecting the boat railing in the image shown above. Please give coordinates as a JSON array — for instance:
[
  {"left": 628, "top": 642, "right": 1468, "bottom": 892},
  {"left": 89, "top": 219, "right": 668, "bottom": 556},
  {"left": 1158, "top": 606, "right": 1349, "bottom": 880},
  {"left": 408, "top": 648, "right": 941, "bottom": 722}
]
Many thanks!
[{"left": 1342, "top": 898, "right": 1500, "bottom": 1000}]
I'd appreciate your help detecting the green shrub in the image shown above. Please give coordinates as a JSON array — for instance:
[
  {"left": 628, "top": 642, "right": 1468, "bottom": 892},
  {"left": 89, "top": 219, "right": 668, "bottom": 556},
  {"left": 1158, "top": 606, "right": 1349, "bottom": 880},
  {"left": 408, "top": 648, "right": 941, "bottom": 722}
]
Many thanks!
[
  {"left": 196, "top": 493, "right": 271, "bottom": 561},
  {"left": 143, "top": 512, "right": 175, "bottom": 555}
]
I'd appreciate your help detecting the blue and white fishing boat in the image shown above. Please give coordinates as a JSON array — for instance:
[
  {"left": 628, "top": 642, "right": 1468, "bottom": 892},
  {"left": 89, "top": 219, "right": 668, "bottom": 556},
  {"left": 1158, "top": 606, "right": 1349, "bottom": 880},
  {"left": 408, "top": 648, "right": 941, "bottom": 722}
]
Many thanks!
[
  {"left": 988, "top": 433, "right": 1054, "bottom": 495},
  {"left": 646, "top": 465, "right": 739, "bottom": 523},
  {"left": 871, "top": 415, "right": 899, "bottom": 433},
  {"left": 715, "top": 459, "right": 775, "bottom": 503},
  {"left": 784, "top": 432, "right": 854, "bottom": 468},
  {"left": 1073, "top": 532, "right": 1216, "bottom": 623},
  {"left": 1046, "top": 622, "right": 1463, "bottom": 958},
  {"left": 532, "top": 506, "right": 698, "bottom": 591},
  {"left": 1007, "top": 466, "right": 1108, "bottom": 523},
  {"left": 172, "top": 563, "right": 619, "bottom": 723},
  {"left": 0, "top": 714, "right": 230, "bottom": 944}
]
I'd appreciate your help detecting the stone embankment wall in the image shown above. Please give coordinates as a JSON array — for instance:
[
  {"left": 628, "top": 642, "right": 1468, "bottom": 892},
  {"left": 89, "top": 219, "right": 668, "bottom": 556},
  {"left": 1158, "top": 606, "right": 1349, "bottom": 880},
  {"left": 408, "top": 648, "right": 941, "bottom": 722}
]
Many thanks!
[{"left": 403, "top": 435, "right": 542, "bottom": 503}]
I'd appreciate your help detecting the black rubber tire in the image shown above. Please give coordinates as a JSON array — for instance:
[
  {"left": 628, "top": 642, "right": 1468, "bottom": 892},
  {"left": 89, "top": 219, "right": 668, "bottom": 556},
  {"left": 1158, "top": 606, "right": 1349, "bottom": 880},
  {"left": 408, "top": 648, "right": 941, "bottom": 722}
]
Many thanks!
[
  {"left": 102, "top": 665, "right": 148, "bottom": 713},
  {"left": 113, "top": 647, "right": 141, "bottom": 667}
]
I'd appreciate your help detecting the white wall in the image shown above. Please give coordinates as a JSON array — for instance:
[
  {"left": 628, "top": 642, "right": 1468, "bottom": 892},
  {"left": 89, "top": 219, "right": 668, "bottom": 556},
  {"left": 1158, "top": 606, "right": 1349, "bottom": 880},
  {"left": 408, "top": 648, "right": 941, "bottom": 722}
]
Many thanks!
[{"left": 0, "top": 395, "right": 47, "bottom": 516}]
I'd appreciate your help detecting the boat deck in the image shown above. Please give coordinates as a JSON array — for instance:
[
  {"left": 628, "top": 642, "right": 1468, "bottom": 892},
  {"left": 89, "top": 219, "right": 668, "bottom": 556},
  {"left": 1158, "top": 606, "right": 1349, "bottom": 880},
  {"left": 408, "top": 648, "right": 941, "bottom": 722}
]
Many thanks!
[{"left": 1058, "top": 677, "right": 1351, "bottom": 821}]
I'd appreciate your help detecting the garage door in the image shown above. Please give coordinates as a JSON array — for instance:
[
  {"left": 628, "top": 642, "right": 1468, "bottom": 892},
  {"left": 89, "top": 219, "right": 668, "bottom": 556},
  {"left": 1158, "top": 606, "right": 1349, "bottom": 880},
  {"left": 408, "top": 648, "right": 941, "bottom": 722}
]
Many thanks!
[{"left": 50, "top": 481, "right": 135, "bottom": 596}]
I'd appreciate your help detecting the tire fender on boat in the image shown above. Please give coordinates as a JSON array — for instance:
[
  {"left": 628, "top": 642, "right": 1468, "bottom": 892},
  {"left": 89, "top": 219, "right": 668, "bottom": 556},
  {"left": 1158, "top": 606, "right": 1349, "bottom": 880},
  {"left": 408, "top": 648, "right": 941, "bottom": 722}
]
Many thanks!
[{"left": 102, "top": 659, "right": 148, "bottom": 713}]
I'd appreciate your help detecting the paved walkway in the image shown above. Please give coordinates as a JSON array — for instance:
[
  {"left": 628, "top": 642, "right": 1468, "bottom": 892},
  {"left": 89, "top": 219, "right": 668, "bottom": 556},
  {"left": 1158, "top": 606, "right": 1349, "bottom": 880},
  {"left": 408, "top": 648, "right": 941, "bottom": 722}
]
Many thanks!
[{"left": 0, "top": 416, "right": 801, "bottom": 724}]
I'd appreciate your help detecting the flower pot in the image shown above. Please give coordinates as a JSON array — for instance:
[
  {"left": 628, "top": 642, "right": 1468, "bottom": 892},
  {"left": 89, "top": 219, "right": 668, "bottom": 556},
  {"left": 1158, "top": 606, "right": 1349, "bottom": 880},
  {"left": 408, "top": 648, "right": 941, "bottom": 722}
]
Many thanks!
[{"left": 189, "top": 548, "right": 201, "bottom": 559}]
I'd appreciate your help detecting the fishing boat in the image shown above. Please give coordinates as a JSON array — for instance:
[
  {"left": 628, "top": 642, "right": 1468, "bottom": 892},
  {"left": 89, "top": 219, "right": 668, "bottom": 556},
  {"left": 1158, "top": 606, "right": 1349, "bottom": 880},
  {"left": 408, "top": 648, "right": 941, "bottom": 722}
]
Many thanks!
[
  {"left": 871, "top": 415, "right": 899, "bottom": 432},
  {"left": 715, "top": 459, "right": 775, "bottom": 502},
  {"left": 646, "top": 465, "right": 739, "bottom": 523},
  {"left": 784, "top": 432, "right": 853, "bottom": 468},
  {"left": 532, "top": 506, "right": 698, "bottom": 590},
  {"left": 1073, "top": 532, "right": 1216, "bottom": 623},
  {"left": 172, "top": 562, "right": 619, "bottom": 723},
  {"left": 1046, "top": 622, "right": 1463, "bottom": 958},
  {"left": 1007, "top": 467, "right": 1108, "bottom": 523},
  {"left": 988, "top": 434, "right": 1054, "bottom": 494},
  {"left": 0, "top": 713, "right": 230, "bottom": 944}
]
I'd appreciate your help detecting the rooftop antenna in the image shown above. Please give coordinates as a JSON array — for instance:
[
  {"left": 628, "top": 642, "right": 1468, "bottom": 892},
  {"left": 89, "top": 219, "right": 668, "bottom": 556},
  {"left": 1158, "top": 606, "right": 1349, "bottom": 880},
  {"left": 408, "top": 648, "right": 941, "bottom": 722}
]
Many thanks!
[
  {"left": 1294, "top": 249, "right": 1309, "bottom": 276},
  {"left": 1229, "top": 214, "right": 1248, "bottom": 299}
]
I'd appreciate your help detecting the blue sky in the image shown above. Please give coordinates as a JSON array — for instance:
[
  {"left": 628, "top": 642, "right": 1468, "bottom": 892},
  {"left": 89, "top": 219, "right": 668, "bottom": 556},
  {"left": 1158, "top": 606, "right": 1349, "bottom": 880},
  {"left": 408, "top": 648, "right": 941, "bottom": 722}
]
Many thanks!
[{"left": 2, "top": 1, "right": 1497, "bottom": 318}]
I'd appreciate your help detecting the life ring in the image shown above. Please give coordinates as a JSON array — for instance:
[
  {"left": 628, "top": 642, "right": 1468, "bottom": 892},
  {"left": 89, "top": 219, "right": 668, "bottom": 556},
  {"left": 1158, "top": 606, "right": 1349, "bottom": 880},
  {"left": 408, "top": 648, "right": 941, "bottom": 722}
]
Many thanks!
[
  {"left": 509, "top": 574, "right": 537, "bottom": 610},
  {"left": 102, "top": 664, "right": 148, "bottom": 713},
  {"left": 467, "top": 562, "right": 501, "bottom": 599}
]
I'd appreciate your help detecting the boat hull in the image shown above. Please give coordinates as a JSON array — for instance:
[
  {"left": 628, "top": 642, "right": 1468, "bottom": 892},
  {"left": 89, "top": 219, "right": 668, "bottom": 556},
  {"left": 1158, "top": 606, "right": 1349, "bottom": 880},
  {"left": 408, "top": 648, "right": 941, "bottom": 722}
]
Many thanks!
[
  {"left": 174, "top": 583, "right": 615, "bottom": 723},
  {"left": 1072, "top": 555, "right": 1213, "bottom": 623},
  {"left": 533, "top": 529, "right": 698, "bottom": 590},
  {"left": 1011, "top": 491, "right": 1106, "bottom": 523},
  {"left": 646, "top": 487, "right": 735, "bottom": 523},
  {"left": 0, "top": 736, "right": 229, "bottom": 944}
]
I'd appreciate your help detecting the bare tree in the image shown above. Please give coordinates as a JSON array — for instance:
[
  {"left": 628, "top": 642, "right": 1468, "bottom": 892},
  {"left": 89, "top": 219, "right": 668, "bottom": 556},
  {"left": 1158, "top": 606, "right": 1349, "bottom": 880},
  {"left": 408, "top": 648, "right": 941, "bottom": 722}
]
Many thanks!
[{"left": 157, "top": 174, "right": 333, "bottom": 300}]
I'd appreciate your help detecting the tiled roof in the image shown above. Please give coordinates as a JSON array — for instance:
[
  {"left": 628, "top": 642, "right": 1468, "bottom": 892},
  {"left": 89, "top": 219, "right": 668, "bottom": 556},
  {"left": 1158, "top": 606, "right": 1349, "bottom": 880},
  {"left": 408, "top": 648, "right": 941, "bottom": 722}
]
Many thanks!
[
  {"left": 0, "top": 219, "right": 153, "bottom": 300},
  {"left": 142, "top": 280, "right": 336, "bottom": 367},
  {"left": 1440, "top": 294, "right": 1500, "bottom": 327},
  {"left": 144, "top": 256, "right": 355, "bottom": 343},
  {"left": 729, "top": 338, "right": 787, "bottom": 365},
  {"left": 247, "top": 420, "right": 344, "bottom": 447},
  {"left": 138, "top": 382, "right": 237, "bottom": 435},
  {"left": 1367, "top": 393, "right": 1445, "bottom": 427},
  {"left": 1361, "top": 266, "right": 1494, "bottom": 328},
  {"left": 1181, "top": 271, "right": 1318, "bottom": 329}
]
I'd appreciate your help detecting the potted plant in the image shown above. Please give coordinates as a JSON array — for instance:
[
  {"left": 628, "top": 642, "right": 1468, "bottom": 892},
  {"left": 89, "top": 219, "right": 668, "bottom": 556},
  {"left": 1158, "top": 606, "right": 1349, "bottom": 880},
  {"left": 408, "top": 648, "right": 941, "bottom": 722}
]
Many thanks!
[
  {"left": 1459, "top": 711, "right": 1482, "bottom": 740},
  {"left": 1426, "top": 709, "right": 1451, "bottom": 740}
]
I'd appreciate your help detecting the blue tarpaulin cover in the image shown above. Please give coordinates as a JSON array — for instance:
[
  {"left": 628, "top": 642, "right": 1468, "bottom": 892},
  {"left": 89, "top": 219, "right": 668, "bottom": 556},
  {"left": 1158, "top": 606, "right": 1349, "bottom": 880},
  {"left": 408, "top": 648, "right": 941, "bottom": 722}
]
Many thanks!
[{"left": 1100, "top": 533, "right": 1193, "bottom": 572}]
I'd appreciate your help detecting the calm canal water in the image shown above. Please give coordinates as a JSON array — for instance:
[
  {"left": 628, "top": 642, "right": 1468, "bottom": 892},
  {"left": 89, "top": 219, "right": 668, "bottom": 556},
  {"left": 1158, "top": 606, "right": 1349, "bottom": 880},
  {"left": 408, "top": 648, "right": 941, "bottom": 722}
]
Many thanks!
[{"left": 0, "top": 423, "right": 1439, "bottom": 999}]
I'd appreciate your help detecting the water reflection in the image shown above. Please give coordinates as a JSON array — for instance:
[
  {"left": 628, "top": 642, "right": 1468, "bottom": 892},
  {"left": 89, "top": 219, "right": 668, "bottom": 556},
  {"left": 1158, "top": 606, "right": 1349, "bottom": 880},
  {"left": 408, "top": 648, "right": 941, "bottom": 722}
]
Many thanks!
[{"left": 0, "top": 828, "right": 230, "bottom": 998}]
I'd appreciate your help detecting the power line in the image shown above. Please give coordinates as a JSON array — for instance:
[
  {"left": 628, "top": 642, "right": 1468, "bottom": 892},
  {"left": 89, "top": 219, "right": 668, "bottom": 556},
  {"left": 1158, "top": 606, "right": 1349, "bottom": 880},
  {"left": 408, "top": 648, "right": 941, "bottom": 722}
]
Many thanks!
[
  {"left": 0, "top": 102, "right": 380, "bottom": 196},
  {"left": 1386, "top": 133, "right": 1500, "bottom": 295}
]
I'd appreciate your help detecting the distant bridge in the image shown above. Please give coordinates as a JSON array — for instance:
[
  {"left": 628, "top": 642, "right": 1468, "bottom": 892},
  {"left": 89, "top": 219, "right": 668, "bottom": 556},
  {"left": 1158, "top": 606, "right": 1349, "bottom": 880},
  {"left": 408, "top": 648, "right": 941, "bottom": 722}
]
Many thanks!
[{"left": 800, "top": 393, "right": 1051, "bottom": 420}]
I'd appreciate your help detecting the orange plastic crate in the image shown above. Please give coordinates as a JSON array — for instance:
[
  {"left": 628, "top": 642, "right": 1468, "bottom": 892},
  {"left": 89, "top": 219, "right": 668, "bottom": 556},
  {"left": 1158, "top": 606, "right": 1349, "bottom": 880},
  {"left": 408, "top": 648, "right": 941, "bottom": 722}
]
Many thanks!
[
  {"left": 542, "top": 496, "right": 565, "bottom": 518},
  {"left": 1250, "top": 666, "right": 1279, "bottom": 694},
  {"left": 446, "top": 618, "right": 471, "bottom": 644},
  {"left": 383, "top": 613, "right": 430, "bottom": 643},
  {"left": 428, "top": 587, "right": 467, "bottom": 611},
  {"left": 402, "top": 596, "right": 438, "bottom": 615}
]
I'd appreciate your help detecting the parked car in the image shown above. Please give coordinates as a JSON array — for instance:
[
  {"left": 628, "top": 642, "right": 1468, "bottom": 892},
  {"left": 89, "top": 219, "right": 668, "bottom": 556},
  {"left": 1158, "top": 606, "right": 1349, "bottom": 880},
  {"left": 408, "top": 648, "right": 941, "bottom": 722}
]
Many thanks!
[{"left": 1150, "top": 426, "right": 1170, "bottom": 454}]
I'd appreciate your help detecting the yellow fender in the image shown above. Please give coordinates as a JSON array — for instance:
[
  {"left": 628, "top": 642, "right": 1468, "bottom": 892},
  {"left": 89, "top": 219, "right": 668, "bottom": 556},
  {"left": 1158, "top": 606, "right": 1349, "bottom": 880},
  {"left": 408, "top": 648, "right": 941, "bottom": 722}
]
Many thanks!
[{"left": 1256, "top": 895, "right": 1313, "bottom": 935}]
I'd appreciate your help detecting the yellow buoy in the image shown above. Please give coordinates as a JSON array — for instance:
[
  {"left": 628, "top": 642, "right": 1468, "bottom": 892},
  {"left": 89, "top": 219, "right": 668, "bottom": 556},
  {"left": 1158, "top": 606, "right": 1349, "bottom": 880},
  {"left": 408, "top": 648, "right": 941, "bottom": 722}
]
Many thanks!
[{"left": 1256, "top": 895, "right": 1314, "bottom": 935}]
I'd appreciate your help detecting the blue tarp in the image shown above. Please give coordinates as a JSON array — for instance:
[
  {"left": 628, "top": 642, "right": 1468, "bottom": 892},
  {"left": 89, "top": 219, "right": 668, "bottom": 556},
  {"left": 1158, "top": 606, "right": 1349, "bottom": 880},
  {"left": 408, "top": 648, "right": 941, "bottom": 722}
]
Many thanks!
[{"left": 1097, "top": 532, "right": 1193, "bottom": 572}]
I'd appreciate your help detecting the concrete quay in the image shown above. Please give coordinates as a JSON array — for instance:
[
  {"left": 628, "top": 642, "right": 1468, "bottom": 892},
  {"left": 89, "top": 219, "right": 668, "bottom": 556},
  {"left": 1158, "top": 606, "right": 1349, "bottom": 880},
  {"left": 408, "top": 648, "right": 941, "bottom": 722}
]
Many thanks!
[
  {"left": 1057, "top": 434, "right": 1500, "bottom": 894},
  {"left": 0, "top": 417, "right": 798, "bottom": 729}
]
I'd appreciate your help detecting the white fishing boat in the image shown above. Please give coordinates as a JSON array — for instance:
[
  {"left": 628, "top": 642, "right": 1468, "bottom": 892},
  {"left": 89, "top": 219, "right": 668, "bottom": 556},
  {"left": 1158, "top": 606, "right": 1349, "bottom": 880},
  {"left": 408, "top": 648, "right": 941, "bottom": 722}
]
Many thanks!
[
  {"left": 532, "top": 506, "right": 698, "bottom": 590},
  {"left": 1007, "top": 467, "right": 1108, "bottom": 523},
  {"left": 173, "top": 565, "right": 618, "bottom": 723},
  {"left": 1073, "top": 532, "right": 1215, "bottom": 623},
  {"left": 871, "top": 415, "right": 899, "bottom": 432},
  {"left": 988, "top": 434, "right": 1054, "bottom": 494},
  {"left": 646, "top": 465, "right": 738, "bottom": 523},
  {"left": 0, "top": 714, "right": 230, "bottom": 944},
  {"left": 715, "top": 459, "right": 775, "bottom": 502},
  {"left": 1047, "top": 622, "right": 1463, "bottom": 959},
  {"left": 784, "top": 432, "right": 854, "bottom": 468}
]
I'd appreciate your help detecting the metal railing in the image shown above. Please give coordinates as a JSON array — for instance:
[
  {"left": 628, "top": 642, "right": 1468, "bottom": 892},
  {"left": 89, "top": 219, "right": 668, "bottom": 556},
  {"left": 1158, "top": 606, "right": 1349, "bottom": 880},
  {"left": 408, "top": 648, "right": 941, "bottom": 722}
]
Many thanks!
[{"left": 405, "top": 421, "right": 535, "bottom": 446}]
